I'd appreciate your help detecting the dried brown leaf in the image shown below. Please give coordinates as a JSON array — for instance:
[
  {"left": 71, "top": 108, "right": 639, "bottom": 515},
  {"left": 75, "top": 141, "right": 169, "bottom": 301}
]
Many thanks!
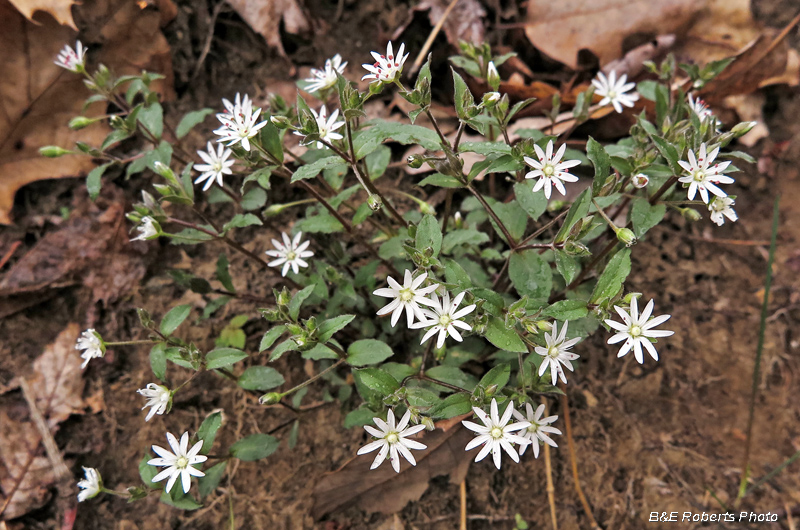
[
  {"left": 311, "top": 416, "right": 473, "bottom": 519},
  {"left": 417, "top": 0, "right": 485, "bottom": 47},
  {"left": 225, "top": 0, "right": 310, "bottom": 58},
  {"left": 7, "top": 0, "right": 78, "bottom": 28},
  {"left": 525, "top": 0, "right": 702, "bottom": 69}
]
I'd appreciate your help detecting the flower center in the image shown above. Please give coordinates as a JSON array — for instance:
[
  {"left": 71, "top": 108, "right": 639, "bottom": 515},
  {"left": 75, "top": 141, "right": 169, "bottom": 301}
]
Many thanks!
[
  {"left": 286, "top": 250, "right": 297, "bottom": 261},
  {"left": 176, "top": 456, "right": 189, "bottom": 469},
  {"left": 547, "top": 345, "right": 560, "bottom": 359},
  {"left": 399, "top": 288, "right": 414, "bottom": 302},
  {"left": 629, "top": 325, "right": 642, "bottom": 338},
  {"left": 385, "top": 432, "right": 399, "bottom": 444},
  {"left": 693, "top": 170, "right": 706, "bottom": 182},
  {"left": 490, "top": 426, "right": 504, "bottom": 439},
  {"left": 542, "top": 164, "right": 555, "bottom": 177},
  {"left": 438, "top": 314, "right": 452, "bottom": 327},
  {"left": 608, "top": 90, "right": 617, "bottom": 98}
]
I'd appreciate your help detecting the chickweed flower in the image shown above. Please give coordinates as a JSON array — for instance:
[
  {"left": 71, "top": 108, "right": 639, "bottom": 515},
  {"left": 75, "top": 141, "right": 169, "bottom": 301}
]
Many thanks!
[
  {"left": 213, "top": 97, "right": 267, "bottom": 152},
  {"left": 373, "top": 270, "right": 439, "bottom": 328},
  {"left": 592, "top": 71, "right": 638, "bottom": 113},
  {"left": 130, "top": 216, "right": 159, "bottom": 242},
  {"left": 305, "top": 54, "right": 347, "bottom": 93},
  {"left": 362, "top": 41, "right": 409, "bottom": 84},
  {"left": 148, "top": 432, "right": 207, "bottom": 494},
  {"left": 357, "top": 409, "right": 427, "bottom": 473},
  {"left": 462, "top": 398, "right": 531, "bottom": 470},
  {"left": 412, "top": 291, "right": 476, "bottom": 348},
  {"left": 523, "top": 140, "right": 581, "bottom": 199},
  {"left": 632, "top": 173, "right": 649, "bottom": 189},
  {"left": 688, "top": 94, "right": 714, "bottom": 121},
  {"left": 605, "top": 297, "right": 674, "bottom": 364},
  {"left": 512, "top": 403, "right": 561, "bottom": 458},
  {"left": 265, "top": 231, "right": 314, "bottom": 276},
  {"left": 218, "top": 93, "right": 252, "bottom": 122},
  {"left": 137, "top": 383, "right": 172, "bottom": 421},
  {"left": 55, "top": 41, "right": 86, "bottom": 73},
  {"left": 294, "top": 105, "right": 344, "bottom": 149},
  {"left": 677, "top": 143, "right": 734, "bottom": 204},
  {"left": 76, "top": 329, "right": 105, "bottom": 369},
  {"left": 194, "top": 142, "right": 235, "bottom": 191},
  {"left": 77, "top": 467, "right": 102, "bottom": 502},
  {"left": 708, "top": 196, "right": 738, "bottom": 226},
  {"left": 534, "top": 321, "right": 580, "bottom": 386}
]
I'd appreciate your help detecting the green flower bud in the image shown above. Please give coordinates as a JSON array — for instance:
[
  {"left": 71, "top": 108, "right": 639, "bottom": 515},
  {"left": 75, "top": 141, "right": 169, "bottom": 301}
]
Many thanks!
[
  {"left": 270, "top": 115, "right": 292, "bottom": 129},
  {"left": 536, "top": 320, "right": 553, "bottom": 332},
  {"left": 682, "top": 207, "right": 702, "bottom": 222},
  {"left": 486, "top": 61, "right": 500, "bottom": 91},
  {"left": 259, "top": 392, "right": 283, "bottom": 405},
  {"left": 367, "top": 194, "right": 382, "bottom": 212},
  {"left": 485, "top": 384, "right": 498, "bottom": 397},
  {"left": 615, "top": 227, "right": 637, "bottom": 247},
  {"left": 69, "top": 116, "right": 98, "bottom": 130},
  {"left": 731, "top": 121, "right": 757, "bottom": 137},
  {"left": 407, "top": 154, "right": 424, "bottom": 169},
  {"left": 421, "top": 416, "right": 435, "bottom": 431},
  {"left": 632, "top": 173, "right": 649, "bottom": 189},
  {"left": 482, "top": 91, "right": 501, "bottom": 107},
  {"left": 39, "top": 145, "right": 71, "bottom": 158}
]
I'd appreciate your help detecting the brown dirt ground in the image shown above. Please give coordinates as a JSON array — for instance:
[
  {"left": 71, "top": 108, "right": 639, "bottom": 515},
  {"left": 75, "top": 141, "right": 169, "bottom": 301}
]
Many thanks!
[{"left": 1, "top": 0, "right": 800, "bottom": 529}]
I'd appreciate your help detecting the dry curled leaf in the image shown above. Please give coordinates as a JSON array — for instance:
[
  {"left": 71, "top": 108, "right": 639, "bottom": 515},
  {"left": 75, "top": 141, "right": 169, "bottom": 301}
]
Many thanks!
[
  {"left": 311, "top": 415, "right": 473, "bottom": 519},
  {"left": 225, "top": 0, "right": 310, "bottom": 59},
  {"left": 7, "top": 0, "right": 78, "bottom": 28},
  {"left": 416, "top": 0, "right": 485, "bottom": 47}
]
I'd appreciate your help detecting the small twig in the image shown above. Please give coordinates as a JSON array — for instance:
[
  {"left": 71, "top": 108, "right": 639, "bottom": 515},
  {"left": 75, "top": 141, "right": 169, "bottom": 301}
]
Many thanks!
[
  {"left": 542, "top": 397, "right": 558, "bottom": 530},
  {"left": 560, "top": 389, "right": 601, "bottom": 530},
  {"left": 459, "top": 479, "right": 467, "bottom": 530},
  {"left": 0, "top": 240, "right": 21, "bottom": 269},
  {"left": 466, "top": 183, "right": 517, "bottom": 248},
  {"left": 409, "top": 0, "right": 461, "bottom": 74}
]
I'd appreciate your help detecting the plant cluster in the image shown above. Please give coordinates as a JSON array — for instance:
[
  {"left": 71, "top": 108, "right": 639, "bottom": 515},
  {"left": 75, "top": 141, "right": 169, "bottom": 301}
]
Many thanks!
[{"left": 51, "top": 37, "right": 755, "bottom": 507}]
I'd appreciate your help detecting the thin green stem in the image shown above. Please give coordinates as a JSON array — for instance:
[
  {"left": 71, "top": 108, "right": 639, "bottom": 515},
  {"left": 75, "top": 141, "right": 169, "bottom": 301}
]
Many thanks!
[
  {"left": 104, "top": 340, "right": 156, "bottom": 346},
  {"left": 466, "top": 183, "right": 517, "bottom": 248},
  {"left": 278, "top": 358, "right": 346, "bottom": 398}
]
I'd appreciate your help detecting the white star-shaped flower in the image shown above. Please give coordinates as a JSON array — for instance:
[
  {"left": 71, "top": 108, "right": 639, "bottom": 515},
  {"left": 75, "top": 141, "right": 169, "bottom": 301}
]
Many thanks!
[
  {"left": 534, "top": 321, "right": 581, "bottom": 386},
  {"left": 512, "top": 403, "right": 561, "bottom": 458},
  {"left": 361, "top": 41, "right": 409, "bottom": 84},
  {"left": 294, "top": 105, "right": 344, "bottom": 149},
  {"left": 605, "top": 297, "right": 674, "bottom": 364},
  {"left": 213, "top": 97, "right": 268, "bottom": 152},
  {"left": 305, "top": 54, "right": 347, "bottom": 93},
  {"left": 688, "top": 94, "right": 714, "bottom": 121},
  {"left": 265, "top": 231, "right": 314, "bottom": 276},
  {"left": 523, "top": 140, "right": 581, "bottom": 199},
  {"left": 137, "top": 383, "right": 172, "bottom": 421},
  {"left": 462, "top": 398, "right": 531, "bottom": 470},
  {"left": 55, "top": 40, "right": 86, "bottom": 72},
  {"left": 217, "top": 93, "right": 252, "bottom": 122},
  {"left": 357, "top": 409, "right": 427, "bottom": 473},
  {"left": 373, "top": 270, "right": 439, "bottom": 328},
  {"left": 77, "top": 467, "right": 102, "bottom": 502},
  {"left": 708, "top": 196, "right": 738, "bottom": 226},
  {"left": 76, "top": 329, "right": 104, "bottom": 369},
  {"left": 194, "top": 142, "right": 235, "bottom": 191},
  {"left": 412, "top": 291, "right": 476, "bottom": 349},
  {"left": 677, "top": 143, "right": 734, "bottom": 204},
  {"left": 148, "top": 431, "right": 207, "bottom": 494},
  {"left": 591, "top": 70, "right": 639, "bottom": 113},
  {"left": 130, "top": 216, "right": 159, "bottom": 242}
]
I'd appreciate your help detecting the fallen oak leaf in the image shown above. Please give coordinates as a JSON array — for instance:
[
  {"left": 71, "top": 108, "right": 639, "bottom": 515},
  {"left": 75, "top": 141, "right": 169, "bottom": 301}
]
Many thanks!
[
  {"left": 225, "top": 0, "right": 310, "bottom": 62},
  {"left": 311, "top": 414, "right": 473, "bottom": 519},
  {"left": 7, "top": 0, "right": 78, "bottom": 28}
]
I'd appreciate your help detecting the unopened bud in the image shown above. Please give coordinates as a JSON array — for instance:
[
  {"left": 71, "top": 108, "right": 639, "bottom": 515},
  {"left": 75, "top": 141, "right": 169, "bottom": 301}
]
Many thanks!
[
  {"left": 69, "top": 116, "right": 97, "bottom": 130},
  {"left": 536, "top": 320, "right": 553, "bottom": 332},
  {"left": 259, "top": 392, "right": 283, "bottom": 405},
  {"left": 270, "top": 115, "right": 292, "bottom": 129},
  {"left": 482, "top": 91, "right": 501, "bottom": 107},
  {"left": 39, "top": 145, "right": 71, "bottom": 158},
  {"left": 682, "top": 207, "right": 702, "bottom": 222},
  {"left": 485, "top": 384, "right": 498, "bottom": 397},
  {"left": 109, "top": 115, "right": 125, "bottom": 129},
  {"left": 622, "top": 292, "right": 642, "bottom": 304},
  {"left": 731, "top": 121, "right": 757, "bottom": 137},
  {"left": 615, "top": 227, "right": 637, "bottom": 247},
  {"left": 367, "top": 194, "right": 382, "bottom": 212},
  {"left": 263, "top": 203, "right": 287, "bottom": 217},
  {"left": 454, "top": 211, "right": 464, "bottom": 228},
  {"left": 407, "top": 154, "right": 424, "bottom": 169},
  {"left": 632, "top": 173, "right": 649, "bottom": 189},
  {"left": 486, "top": 61, "right": 500, "bottom": 91},
  {"left": 421, "top": 416, "right": 435, "bottom": 431}
]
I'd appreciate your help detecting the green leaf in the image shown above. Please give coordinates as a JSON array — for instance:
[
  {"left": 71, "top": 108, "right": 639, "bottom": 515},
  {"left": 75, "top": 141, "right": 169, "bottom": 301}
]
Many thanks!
[
  {"left": 268, "top": 339, "right": 297, "bottom": 361},
  {"left": 347, "top": 339, "right": 393, "bottom": 366},
  {"left": 590, "top": 248, "right": 631, "bottom": 304},
  {"left": 353, "top": 121, "right": 442, "bottom": 159},
  {"left": 406, "top": 387, "right": 440, "bottom": 409},
  {"left": 479, "top": 363, "right": 510, "bottom": 391},
  {"left": 353, "top": 368, "right": 400, "bottom": 396},
  {"left": 459, "top": 141, "right": 512, "bottom": 156},
  {"left": 197, "top": 411, "right": 222, "bottom": 454},
  {"left": 555, "top": 188, "right": 592, "bottom": 243},
  {"left": 101, "top": 128, "right": 133, "bottom": 150},
  {"left": 484, "top": 317, "right": 526, "bottom": 353},
  {"left": 509, "top": 250, "right": 552, "bottom": 302},
  {"left": 294, "top": 214, "right": 343, "bottom": 233},
  {"left": 160, "top": 304, "right": 192, "bottom": 335},
  {"left": 430, "top": 393, "right": 472, "bottom": 419},
  {"left": 291, "top": 156, "right": 344, "bottom": 182},
  {"left": 238, "top": 366, "right": 285, "bottom": 391},
  {"left": 317, "top": 314, "right": 355, "bottom": 342},
  {"left": 344, "top": 408, "right": 377, "bottom": 428},
  {"left": 650, "top": 134, "right": 681, "bottom": 174},
  {"left": 442, "top": 229, "right": 489, "bottom": 254},
  {"left": 418, "top": 173, "right": 464, "bottom": 188},
  {"left": 241, "top": 187, "right": 268, "bottom": 211},
  {"left": 366, "top": 145, "right": 391, "bottom": 180},
  {"left": 150, "top": 343, "right": 167, "bottom": 381},
  {"left": 87, "top": 163, "right": 112, "bottom": 201},
  {"left": 514, "top": 181, "right": 547, "bottom": 221},
  {"left": 415, "top": 214, "right": 442, "bottom": 257},
  {"left": 542, "top": 300, "right": 588, "bottom": 320},
  {"left": 139, "top": 454, "right": 158, "bottom": 488},
  {"left": 258, "top": 120, "right": 284, "bottom": 164},
  {"left": 289, "top": 284, "right": 315, "bottom": 321},
  {"left": 586, "top": 137, "right": 611, "bottom": 196},
  {"left": 554, "top": 250, "right": 580, "bottom": 285},
  {"left": 137, "top": 102, "right": 163, "bottom": 139},
  {"left": 222, "top": 213, "right": 262, "bottom": 232},
  {"left": 630, "top": 198, "right": 666, "bottom": 238},
  {"left": 444, "top": 258, "right": 473, "bottom": 291},
  {"left": 452, "top": 68, "right": 475, "bottom": 120},
  {"left": 491, "top": 200, "right": 527, "bottom": 243},
  {"left": 259, "top": 325, "right": 286, "bottom": 352},
  {"left": 425, "top": 366, "right": 479, "bottom": 392},
  {"left": 176, "top": 108, "right": 213, "bottom": 139},
  {"left": 216, "top": 254, "right": 235, "bottom": 292},
  {"left": 160, "top": 488, "right": 202, "bottom": 510},
  {"left": 206, "top": 347, "right": 248, "bottom": 370},
  {"left": 229, "top": 434, "right": 280, "bottom": 461},
  {"left": 197, "top": 461, "right": 226, "bottom": 498}
]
